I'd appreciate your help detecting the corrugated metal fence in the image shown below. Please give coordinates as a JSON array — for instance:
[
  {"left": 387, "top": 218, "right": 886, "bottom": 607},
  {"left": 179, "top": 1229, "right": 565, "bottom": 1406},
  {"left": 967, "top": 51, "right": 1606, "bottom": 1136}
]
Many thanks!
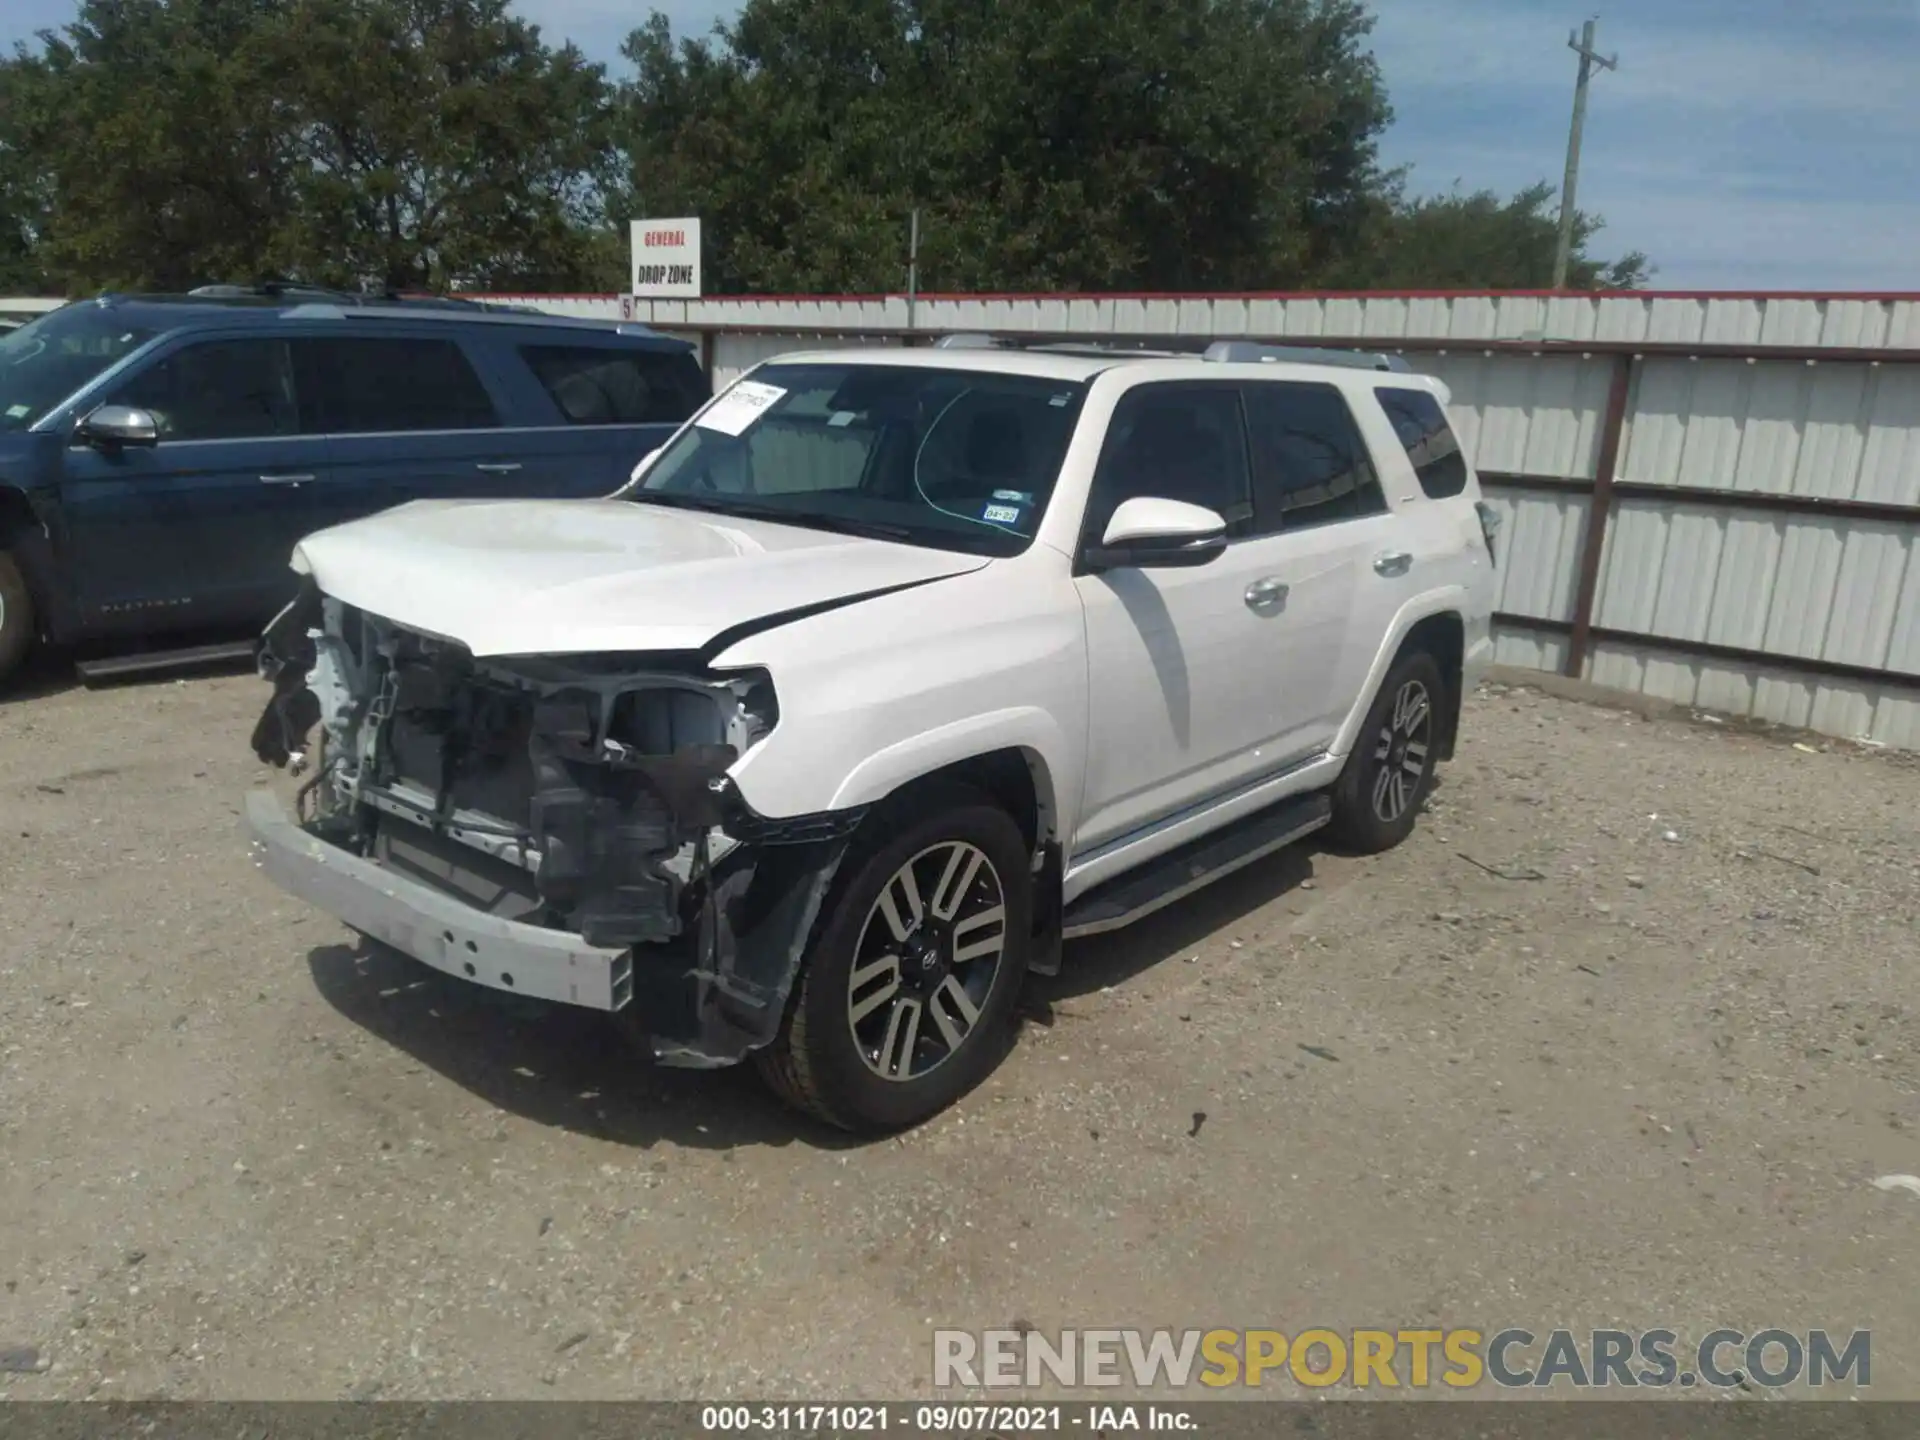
[{"left": 490, "top": 289, "right": 1920, "bottom": 750}]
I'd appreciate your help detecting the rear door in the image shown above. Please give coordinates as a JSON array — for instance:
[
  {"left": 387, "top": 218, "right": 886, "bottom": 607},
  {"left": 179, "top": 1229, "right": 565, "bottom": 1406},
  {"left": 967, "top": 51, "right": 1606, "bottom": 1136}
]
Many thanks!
[
  {"left": 57, "top": 334, "right": 331, "bottom": 633},
  {"left": 1075, "top": 381, "right": 1327, "bottom": 853},
  {"left": 293, "top": 333, "right": 527, "bottom": 534},
  {"left": 506, "top": 339, "right": 710, "bottom": 495},
  {"left": 1238, "top": 379, "right": 1402, "bottom": 747}
]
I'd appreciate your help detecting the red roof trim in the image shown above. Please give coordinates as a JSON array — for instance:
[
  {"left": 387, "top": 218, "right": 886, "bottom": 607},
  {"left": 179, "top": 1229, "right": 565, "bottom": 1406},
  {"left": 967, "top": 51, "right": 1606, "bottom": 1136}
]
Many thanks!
[{"left": 475, "top": 289, "right": 1920, "bottom": 304}]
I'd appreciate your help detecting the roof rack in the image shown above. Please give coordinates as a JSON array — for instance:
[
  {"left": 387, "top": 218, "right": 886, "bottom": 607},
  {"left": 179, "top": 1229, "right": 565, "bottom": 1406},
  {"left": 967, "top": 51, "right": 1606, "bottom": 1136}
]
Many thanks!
[
  {"left": 1201, "top": 341, "right": 1412, "bottom": 372},
  {"left": 934, "top": 332, "right": 1412, "bottom": 372},
  {"left": 186, "top": 282, "right": 505, "bottom": 313},
  {"left": 933, "top": 333, "right": 1183, "bottom": 358},
  {"left": 268, "top": 299, "right": 677, "bottom": 340}
]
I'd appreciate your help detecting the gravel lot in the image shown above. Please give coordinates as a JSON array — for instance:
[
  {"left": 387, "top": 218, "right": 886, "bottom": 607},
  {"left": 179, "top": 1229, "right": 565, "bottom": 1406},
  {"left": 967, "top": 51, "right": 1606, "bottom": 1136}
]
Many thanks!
[{"left": 2, "top": 662, "right": 1917, "bottom": 1400}]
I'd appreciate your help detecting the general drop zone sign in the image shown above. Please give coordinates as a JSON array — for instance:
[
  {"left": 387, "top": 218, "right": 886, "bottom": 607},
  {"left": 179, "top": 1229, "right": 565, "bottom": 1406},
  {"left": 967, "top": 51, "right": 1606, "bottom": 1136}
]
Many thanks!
[{"left": 630, "top": 218, "right": 702, "bottom": 299}]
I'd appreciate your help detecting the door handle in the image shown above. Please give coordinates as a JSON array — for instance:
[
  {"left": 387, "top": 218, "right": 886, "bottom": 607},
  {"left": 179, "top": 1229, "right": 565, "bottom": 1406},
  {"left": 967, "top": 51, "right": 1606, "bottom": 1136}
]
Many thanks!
[
  {"left": 475, "top": 462, "right": 523, "bottom": 475},
  {"left": 258, "top": 473, "right": 314, "bottom": 486},
  {"left": 1373, "top": 551, "right": 1413, "bottom": 577},
  {"left": 1244, "top": 577, "right": 1289, "bottom": 611}
]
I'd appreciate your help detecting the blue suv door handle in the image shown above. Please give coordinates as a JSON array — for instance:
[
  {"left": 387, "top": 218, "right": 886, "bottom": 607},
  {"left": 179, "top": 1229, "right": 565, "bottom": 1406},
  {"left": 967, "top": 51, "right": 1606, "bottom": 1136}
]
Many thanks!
[
  {"left": 258, "top": 473, "right": 313, "bottom": 487},
  {"left": 475, "top": 462, "right": 523, "bottom": 475}
]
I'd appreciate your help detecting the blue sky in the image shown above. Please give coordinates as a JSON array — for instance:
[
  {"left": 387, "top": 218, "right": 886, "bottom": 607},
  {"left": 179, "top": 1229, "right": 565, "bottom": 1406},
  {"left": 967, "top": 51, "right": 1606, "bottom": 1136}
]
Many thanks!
[{"left": 8, "top": 0, "right": 1914, "bottom": 291}]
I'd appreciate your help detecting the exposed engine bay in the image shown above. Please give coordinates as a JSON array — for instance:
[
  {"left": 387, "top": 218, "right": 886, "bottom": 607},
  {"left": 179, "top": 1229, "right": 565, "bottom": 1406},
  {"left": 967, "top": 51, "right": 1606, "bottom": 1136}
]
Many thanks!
[{"left": 249, "top": 580, "right": 862, "bottom": 1067}]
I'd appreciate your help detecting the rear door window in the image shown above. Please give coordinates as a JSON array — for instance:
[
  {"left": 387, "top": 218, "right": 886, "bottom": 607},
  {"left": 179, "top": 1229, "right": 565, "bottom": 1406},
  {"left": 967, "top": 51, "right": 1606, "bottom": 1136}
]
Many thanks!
[
  {"left": 1376, "top": 386, "right": 1470, "bottom": 499},
  {"left": 1241, "top": 381, "right": 1387, "bottom": 533},
  {"left": 520, "top": 344, "right": 708, "bottom": 425},
  {"left": 300, "top": 337, "right": 499, "bottom": 433}
]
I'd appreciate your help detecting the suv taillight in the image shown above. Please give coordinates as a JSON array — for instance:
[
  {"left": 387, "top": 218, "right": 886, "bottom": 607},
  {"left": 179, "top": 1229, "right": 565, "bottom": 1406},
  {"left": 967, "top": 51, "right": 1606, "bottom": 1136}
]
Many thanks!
[{"left": 1474, "top": 501, "right": 1502, "bottom": 565}]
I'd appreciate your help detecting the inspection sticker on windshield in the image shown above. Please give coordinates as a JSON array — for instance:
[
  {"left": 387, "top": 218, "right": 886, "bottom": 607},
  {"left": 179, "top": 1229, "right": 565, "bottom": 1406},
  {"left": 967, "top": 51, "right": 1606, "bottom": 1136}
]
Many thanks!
[
  {"left": 4, "top": 404, "right": 28, "bottom": 419},
  {"left": 982, "top": 503, "right": 1022, "bottom": 525},
  {"left": 696, "top": 380, "right": 787, "bottom": 437}
]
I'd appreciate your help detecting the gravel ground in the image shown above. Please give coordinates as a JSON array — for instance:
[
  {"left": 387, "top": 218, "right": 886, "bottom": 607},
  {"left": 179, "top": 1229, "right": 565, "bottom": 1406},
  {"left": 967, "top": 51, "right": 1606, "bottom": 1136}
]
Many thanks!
[{"left": 1, "top": 664, "right": 1917, "bottom": 1401}]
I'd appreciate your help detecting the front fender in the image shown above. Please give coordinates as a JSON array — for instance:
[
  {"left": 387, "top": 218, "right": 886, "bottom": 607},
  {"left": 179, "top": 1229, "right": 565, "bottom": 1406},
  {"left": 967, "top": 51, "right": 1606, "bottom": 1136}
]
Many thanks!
[{"left": 827, "top": 707, "right": 1069, "bottom": 821}]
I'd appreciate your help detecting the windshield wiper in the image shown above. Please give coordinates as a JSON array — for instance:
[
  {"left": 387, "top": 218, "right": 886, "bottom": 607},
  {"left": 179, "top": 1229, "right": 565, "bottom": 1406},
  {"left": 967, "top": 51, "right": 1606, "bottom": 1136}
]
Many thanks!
[{"left": 627, "top": 491, "right": 922, "bottom": 544}]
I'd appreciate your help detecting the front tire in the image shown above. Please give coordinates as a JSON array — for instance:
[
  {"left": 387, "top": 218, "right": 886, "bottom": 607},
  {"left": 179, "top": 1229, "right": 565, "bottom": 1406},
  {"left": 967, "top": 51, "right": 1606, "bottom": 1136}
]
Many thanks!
[
  {"left": 1327, "top": 649, "right": 1445, "bottom": 854},
  {"left": 757, "top": 786, "right": 1032, "bottom": 1132},
  {"left": 0, "top": 551, "right": 34, "bottom": 685}
]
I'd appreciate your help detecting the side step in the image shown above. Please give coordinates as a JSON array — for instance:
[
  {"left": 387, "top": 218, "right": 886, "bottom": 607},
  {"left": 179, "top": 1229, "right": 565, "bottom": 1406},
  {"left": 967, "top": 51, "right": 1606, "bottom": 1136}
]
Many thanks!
[
  {"left": 1061, "top": 793, "right": 1332, "bottom": 940},
  {"left": 75, "top": 640, "right": 257, "bottom": 684}
]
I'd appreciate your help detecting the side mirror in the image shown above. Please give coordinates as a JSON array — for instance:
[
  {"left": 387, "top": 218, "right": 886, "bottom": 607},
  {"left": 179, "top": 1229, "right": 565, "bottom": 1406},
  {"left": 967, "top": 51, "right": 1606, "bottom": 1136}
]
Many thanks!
[
  {"left": 629, "top": 447, "right": 662, "bottom": 487},
  {"left": 1082, "top": 496, "right": 1228, "bottom": 571},
  {"left": 78, "top": 404, "right": 159, "bottom": 450}
]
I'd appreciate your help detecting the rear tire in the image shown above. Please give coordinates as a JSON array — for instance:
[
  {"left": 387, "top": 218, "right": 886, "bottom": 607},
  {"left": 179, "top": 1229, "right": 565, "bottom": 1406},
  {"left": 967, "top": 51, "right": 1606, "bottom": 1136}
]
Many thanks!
[
  {"left": 0, "top": 551, "right": 34, "bottom": 685},
  {"left": 1327, "top": 649, "right": 1445, "bottom": 855},
  {"left": 757, "top": 785, "right": 1032, "bottom": 1133}
]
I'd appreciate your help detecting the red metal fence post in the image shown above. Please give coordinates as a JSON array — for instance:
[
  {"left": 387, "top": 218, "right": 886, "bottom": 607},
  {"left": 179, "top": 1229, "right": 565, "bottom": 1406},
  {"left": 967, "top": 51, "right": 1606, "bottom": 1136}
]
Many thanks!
[{"left": 1565, "top": 352, "right": 1635, "bottom": 679}]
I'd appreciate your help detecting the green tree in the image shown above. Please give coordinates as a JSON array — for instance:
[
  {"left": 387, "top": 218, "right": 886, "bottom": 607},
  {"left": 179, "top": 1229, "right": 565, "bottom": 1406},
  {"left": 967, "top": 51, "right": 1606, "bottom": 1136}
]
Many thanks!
[
  {"left": 3, "top": 0, "right": 299, "bottom": 292},
  {"left": 1, "top": 0, "right": 620, "bottom": 294},
  {"left": 1347, "top": 180, "right": 1652, "bottom": 291},
  {"left": 614, "top": 0, "right": 1398, "bottom": 294},
  {"left": 269, "top": 0, "right": 620, "bottom": 291}
]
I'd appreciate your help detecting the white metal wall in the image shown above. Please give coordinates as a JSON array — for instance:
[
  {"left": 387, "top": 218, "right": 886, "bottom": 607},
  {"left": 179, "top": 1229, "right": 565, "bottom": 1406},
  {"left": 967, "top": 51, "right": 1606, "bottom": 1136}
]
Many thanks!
[
  {"left": 572, "top": 291, "right": 1920, "bottom": 351},
  {"left": 1586, "top": 357, "right": 1920, "bottom": 748},
  {"left": 489, "top": 289, "right": 1920, "bottom": 351},
  {"left": 487, "top": 290, "right": 1920, "bottom": 749}
]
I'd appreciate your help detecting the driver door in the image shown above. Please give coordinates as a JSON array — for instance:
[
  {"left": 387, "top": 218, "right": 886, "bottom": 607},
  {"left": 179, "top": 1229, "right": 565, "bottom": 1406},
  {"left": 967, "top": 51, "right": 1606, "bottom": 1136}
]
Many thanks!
[
  {"left": 57, "top": 336, "right": 329, "bottom": 634},
  {"left": 1072, "top": 382, "right": 1338, "bottom": 856}
]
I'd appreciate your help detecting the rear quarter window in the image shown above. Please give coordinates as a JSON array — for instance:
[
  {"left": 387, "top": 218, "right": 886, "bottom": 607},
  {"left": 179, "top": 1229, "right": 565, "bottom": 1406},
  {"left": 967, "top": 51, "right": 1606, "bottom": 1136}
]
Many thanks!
[
  {"left": 520, "top": 344, "right": 708, "bottom": 425},
  {"left": 1376, "top": 386, "right": 1470, "bottom": 499}
]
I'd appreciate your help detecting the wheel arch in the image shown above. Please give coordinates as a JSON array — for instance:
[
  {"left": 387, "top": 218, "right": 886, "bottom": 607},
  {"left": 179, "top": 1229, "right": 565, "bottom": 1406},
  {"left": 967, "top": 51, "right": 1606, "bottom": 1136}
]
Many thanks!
[
  {"left": 824, "top": 709, "right": 1067, "bottom": 850},
  {"left": 0, "top": 485, "right": 59, "bottom": 646},
  {"left": 1334, "top": 594, "right": 1470, "bottom": 763}
]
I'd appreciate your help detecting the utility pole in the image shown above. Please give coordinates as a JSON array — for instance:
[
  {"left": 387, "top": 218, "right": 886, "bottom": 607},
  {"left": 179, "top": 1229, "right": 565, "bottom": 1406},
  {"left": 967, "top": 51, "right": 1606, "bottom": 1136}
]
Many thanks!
[{"left": 1553, "top": 17, "right": 1618, "bottom": 289}]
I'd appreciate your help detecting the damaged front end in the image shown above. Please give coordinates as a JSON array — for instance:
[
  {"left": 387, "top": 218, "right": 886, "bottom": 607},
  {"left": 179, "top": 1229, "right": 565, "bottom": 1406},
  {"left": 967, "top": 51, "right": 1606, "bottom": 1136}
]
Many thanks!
[{"left": 247, "top": 581, "right": 860, "bottom": 1068}]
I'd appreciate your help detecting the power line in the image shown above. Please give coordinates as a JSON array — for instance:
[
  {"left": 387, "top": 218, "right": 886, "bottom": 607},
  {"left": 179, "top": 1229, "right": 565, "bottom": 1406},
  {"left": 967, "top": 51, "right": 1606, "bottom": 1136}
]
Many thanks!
[{"left": 1553, "top": 16, "right": 1618, "bottom": 290}]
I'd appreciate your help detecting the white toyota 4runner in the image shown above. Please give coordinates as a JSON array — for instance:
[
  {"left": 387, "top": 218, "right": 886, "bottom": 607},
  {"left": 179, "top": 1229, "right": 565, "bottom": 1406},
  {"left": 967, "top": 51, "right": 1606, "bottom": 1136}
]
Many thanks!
[{"left": 246, "top": 338, "right": 1499, "bottom": 1131}]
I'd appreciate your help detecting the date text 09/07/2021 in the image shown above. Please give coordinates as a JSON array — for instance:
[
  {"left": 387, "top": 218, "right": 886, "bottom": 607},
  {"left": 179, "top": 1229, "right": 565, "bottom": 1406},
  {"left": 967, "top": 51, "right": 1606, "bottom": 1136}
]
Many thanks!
[{"left": 700, "top": 1405, "right": 1195, "bottom": 1433}]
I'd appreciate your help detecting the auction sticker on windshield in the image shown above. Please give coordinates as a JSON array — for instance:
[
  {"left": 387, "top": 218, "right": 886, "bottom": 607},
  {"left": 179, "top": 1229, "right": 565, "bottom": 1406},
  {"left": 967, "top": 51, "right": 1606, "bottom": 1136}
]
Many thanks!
[{"left": 697, "top": 380, "right": 787, "bottom": 437}]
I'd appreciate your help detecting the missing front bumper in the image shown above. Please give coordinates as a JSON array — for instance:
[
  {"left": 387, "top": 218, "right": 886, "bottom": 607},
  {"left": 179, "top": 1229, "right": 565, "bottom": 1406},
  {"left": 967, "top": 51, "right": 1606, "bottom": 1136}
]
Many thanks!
[{"left": 245, "top": 789, "right": 634, "bottom": 1012}]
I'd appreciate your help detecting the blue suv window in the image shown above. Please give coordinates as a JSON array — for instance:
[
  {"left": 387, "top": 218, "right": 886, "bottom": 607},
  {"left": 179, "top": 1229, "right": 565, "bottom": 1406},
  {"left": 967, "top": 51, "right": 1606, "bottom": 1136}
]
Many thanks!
[
  {"left": 0, "top": 307, "right": 155, "bottom": 432},
  {"left": 520, "top": 344, "right": 707, "bottom": 425},
  {"left": 110, "top": 338, "right": 298, "bottom": 441},
  {"left": 298, "top": 337, "right": 498, "bottom": 433}
]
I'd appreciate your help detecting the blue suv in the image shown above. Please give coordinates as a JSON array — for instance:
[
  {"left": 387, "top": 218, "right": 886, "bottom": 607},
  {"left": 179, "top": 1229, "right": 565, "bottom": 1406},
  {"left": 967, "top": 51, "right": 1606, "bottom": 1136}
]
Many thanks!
[{"left": 0, "top": 287, "right": 708, "bottom": 683}]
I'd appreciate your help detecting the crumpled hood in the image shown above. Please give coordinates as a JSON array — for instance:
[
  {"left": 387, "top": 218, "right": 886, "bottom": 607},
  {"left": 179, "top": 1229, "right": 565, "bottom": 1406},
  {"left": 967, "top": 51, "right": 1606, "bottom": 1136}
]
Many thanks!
[{"left": 290, "top": 498, "right": 990, "bottom": 658}]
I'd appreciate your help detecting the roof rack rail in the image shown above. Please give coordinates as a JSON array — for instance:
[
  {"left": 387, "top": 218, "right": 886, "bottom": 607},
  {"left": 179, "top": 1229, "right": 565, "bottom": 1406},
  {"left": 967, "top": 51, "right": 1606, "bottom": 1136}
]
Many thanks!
[
  {"left": 932, "top": 333, "right": 1180, "bottom": 358},
  {"left": 934, "top": 333, "right": 1412, "bottom": 370},
  {"left": 189, "top": 282, "right": 364, "bottom": 303},
  {"left": 187, "top": 282, "right": 500, "bottom": 313},
  {"left": 1201, "top": 341, "right": 1412, "bottom": 372}
]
